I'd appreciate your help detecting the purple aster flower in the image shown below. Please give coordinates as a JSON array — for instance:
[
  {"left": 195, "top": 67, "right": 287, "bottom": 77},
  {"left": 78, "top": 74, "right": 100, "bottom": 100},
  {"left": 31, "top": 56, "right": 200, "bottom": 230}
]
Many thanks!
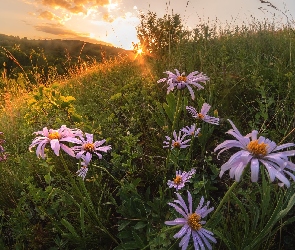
[
  {"left": 29, "top": 125, "right": 82, "bottom": 159},
  {"left": 167, "top": 169, "right": 196, "bottom": 190},
  {"left": 181, "top": 124, "right": 201, "bottom": 137},
  {"left": 157, "top": 69, "right": 209, "bottom": 100},
  {"left": 214, "top": 119, "right": 295, "bottom": 187},
  {"left": 163, "top": 130, "right": 191, "bottom": 149},
  {"left": 187, "top": 103, "right": 219, "bottom": 125},
  {"left": 165, "top": 191, "right": 216, "bottom": 250},
  {"left": 76, "top": 154, "right": 91, "bottom": 180},
  {"left": 72, "top": 133, "right": 112, "bottom": 164},
  {"left": 76, "top": 166, "right": 89, "bottom": 180}
]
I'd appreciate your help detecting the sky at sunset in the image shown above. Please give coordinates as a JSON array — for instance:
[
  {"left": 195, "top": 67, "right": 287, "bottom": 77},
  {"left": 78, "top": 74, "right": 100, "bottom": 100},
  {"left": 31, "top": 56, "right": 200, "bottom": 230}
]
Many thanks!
[{"left": 1, "top": 0, "right": 295, "bottom": 50}]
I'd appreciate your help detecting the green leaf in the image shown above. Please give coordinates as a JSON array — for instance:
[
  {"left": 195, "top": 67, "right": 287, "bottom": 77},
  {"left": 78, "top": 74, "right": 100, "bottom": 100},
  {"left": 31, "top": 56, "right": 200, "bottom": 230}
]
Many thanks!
[
  {"left": 61, "top": 219, "right": 79, "bottom": 238},
  {"left": 118, "top": 220, "right": 131, "bottom": 231},
  {"left": 132, "top": 231, "right": 145, "bottom": 248},
  {"left": 163, "top": 103, "right": 174, "bottom": 122},
  {"left": 276, "top": 193, "right": 295, "bottom": 220},
  {"left": 44, "top": 173, "right": 51, "bottom": 185},
  {"left": 71, "top": 113, "right": 83, "bottom": 122},
  {"left": 134, "top": 221, "right": 146, "bottom": 230},
  {"left": 80, "top": 203, "right": 85, "bottom": 238}
]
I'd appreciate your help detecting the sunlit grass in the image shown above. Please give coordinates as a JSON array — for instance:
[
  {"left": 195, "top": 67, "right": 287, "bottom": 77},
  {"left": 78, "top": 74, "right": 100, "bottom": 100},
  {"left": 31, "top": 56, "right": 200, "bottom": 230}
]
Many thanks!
[{"left": 1, "top": 10, "right": 295, "bottom": 249}]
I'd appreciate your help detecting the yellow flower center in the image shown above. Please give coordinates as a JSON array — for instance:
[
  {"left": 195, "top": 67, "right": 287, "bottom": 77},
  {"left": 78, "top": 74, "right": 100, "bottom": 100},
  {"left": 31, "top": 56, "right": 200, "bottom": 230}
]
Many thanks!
[
  {"left": 173, "top": 175, "right": 182, "bottom": 185},
  {"left": 177, "top": 75, "right": 187, "bottom": 82},
  {"left": 48, "top": 131, "right": 60, "bottom": 140},
  {"left": 173, "top": 141, "right": 181, "bottom": 148},
  {"left": 83, "top": 143, "right": 95, "bottom": 152},
  {"left": 197, "top": 113, "right": 204, "bottom": 120},
  {"left": 247, "top": 140, "right": 268, "bottom": 156},
  {"left": 187, "top": 213, "right": 202, "bottom": 231}
]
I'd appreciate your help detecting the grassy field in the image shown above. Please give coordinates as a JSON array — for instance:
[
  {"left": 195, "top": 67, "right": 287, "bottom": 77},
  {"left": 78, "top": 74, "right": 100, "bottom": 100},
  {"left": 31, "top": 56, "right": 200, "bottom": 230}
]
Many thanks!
[{"left": 1, "top": 15, "right": 295, "bottom": 249}]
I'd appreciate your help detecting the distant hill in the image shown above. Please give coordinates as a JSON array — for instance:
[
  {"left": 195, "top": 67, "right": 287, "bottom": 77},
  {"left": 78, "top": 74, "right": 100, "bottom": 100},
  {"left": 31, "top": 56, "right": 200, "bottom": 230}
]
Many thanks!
[{"left": 0, "top": 34, "right": 130, "bottom": 81}]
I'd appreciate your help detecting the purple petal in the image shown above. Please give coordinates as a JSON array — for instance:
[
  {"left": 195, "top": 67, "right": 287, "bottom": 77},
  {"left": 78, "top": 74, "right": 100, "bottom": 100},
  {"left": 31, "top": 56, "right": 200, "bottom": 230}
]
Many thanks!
[
  {"left": 250, "top": 158, "right": 260, "bottom": 182},
  {"left": 179, "top": 229, "right": 191, "bottom": 249},
  {"left": 167, "top": 202, "right": 187, "bottom": 218},
  {"left": 50, "top": 139, "right": 60, "bottom": 156},
  {"left": 173, "top": 224, "right": 189, "bottom": 239},
  {"left": 60, "top": 144, "right": 75, "bottom": 157},
  {"left": 165, "top": 218, "right": 187, "bottom": 225},
  {"left": 200, "top": 103, "right": 211, "bottom": 116}
]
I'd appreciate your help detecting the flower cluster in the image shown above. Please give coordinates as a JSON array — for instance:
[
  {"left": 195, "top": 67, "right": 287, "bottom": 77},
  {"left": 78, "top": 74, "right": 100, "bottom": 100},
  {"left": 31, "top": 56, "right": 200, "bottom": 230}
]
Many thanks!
[
  {"left": 159, "top": 69, "right": 219, "bottom": 249},
  {"left": 165, "top": 191, "right": 216, "bottom": 250},
  {"left": 163, "top": 103, "right": 219, "bottom": 150},
  {"left": 167, "top": 169, "right": 196, "bottom": 190},
  {"left": 214, "top": 119, "right": 295, "bottom": 187},
  {"left": 157, "top": 69, "right": 209, "bottom": 100},
  {"left": 0, "top": 132, "right": 8, "bottom": 162},
  {"left": 29, "top": 125, "right": 111, "bottom": 179}
]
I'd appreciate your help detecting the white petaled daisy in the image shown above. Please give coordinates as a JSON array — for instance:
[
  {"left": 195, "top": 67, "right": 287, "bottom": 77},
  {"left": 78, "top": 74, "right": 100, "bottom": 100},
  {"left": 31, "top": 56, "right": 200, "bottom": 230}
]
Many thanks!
[
  {"left": 157, "top": 69, "right": 209, "bottom": 100},
  {"left": 165, "top": 191, "right": 217, "bottom": 250},
  {"left": 181, "top": 124, "right": 201, "bottom": 137},
  {"left": 163, "top": 130, "right": 191, "bottom": 149},
  {"left": 214, "top": 119, "right": 295, "bottom": 187},
  {"left": 29, "top": 125, "right": 82, "bottom": 159},
  {"left": 186, "top": 103, "right": 219, "bottom": 125},
  {"left": 167, "top": 169, "right": 196, "bottom": 190}
]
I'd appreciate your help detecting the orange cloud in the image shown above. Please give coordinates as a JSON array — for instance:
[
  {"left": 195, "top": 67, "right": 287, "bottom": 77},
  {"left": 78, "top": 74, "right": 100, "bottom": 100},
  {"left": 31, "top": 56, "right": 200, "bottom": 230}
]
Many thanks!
[
  {"left": 39, "top": 10, "right": 63, "bottom": 22},
  {"left": 33, "top": 22, "right": 113, "bottom": 46},
  {"left": 102, "top": 12, "right": 114, "bottom": 22},
  {"left": 38, "top": 0, "right": 109, "bottom": 14},
  {"left": 35, "top": 22, "right": 85, "bottom": 36}
]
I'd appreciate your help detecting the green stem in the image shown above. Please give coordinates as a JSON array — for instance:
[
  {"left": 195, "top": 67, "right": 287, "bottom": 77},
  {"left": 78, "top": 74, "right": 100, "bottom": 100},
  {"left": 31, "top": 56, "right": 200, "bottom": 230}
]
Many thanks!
[
  {"left": 60, "top": 154, "right": 118, "bottom": 244},
  {"left": 165, "top": 91, "right": 183, "bottom": 170},
  {"left": 60, "top": 153, "right": 83, "bottom": 197},
  {"left": 78, "top": 178, "right": 119, "bottom": 245},
  {"left": 206, "top": 180, "right": 239, "bottom": 227},
  {"left": 94, "top": 164, "right": 122, "bottom": 186},
  {"left": 171, "top": 91, "right": 182, "bottom": 133},
  {"left": 186, "top": 134, "right": 195, "bottom": 171}
]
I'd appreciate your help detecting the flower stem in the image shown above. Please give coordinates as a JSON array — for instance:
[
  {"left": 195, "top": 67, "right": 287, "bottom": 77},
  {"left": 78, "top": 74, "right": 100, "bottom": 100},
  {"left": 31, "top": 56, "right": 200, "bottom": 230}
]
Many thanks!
[
  {"left": 186, "top": 134, "right": 195, "bottom": 171},
  {"left": 60, "top": 153, "right": 83, "bottom": 197},
  {"left": 206, "top": 180, "right": 239, "bottom": 227},
  {"left": 165, "top": 91, "right": 182, "bottom": 170},
  {"left": 94, "top": 164, "right": 122, "bottom": 186},
  {"left": 60, "top": 153, "right": 118, "bottom": 244}
]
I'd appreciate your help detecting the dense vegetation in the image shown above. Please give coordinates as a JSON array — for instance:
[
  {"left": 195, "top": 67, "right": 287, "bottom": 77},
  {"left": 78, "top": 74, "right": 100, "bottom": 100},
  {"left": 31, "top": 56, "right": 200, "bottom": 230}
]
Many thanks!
[
  {"left": 1, "top": 9, "right": 295, "bottom": 250},
  {"left": 0, "top": 34, "right": 126, "bottom": 85}
]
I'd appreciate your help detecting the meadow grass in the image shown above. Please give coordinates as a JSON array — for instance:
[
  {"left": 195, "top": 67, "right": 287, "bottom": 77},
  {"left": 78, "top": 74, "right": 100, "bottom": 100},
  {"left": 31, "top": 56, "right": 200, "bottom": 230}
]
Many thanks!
[{"left": 0, "top": 16, "right": 295, "bottom": 249}]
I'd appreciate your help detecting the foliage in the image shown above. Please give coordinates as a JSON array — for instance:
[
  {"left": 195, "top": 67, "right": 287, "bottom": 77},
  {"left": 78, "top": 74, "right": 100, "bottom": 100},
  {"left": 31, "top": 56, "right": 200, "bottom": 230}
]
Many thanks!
[
  {"left": 1, "top": 8, "right": 295, "bottom": 250},
  {"left": 136, "top": 11, "right": 186, "bottom": 57},
  {"left": 0, "top": 34, "right": 125, "bottom": 82}
]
